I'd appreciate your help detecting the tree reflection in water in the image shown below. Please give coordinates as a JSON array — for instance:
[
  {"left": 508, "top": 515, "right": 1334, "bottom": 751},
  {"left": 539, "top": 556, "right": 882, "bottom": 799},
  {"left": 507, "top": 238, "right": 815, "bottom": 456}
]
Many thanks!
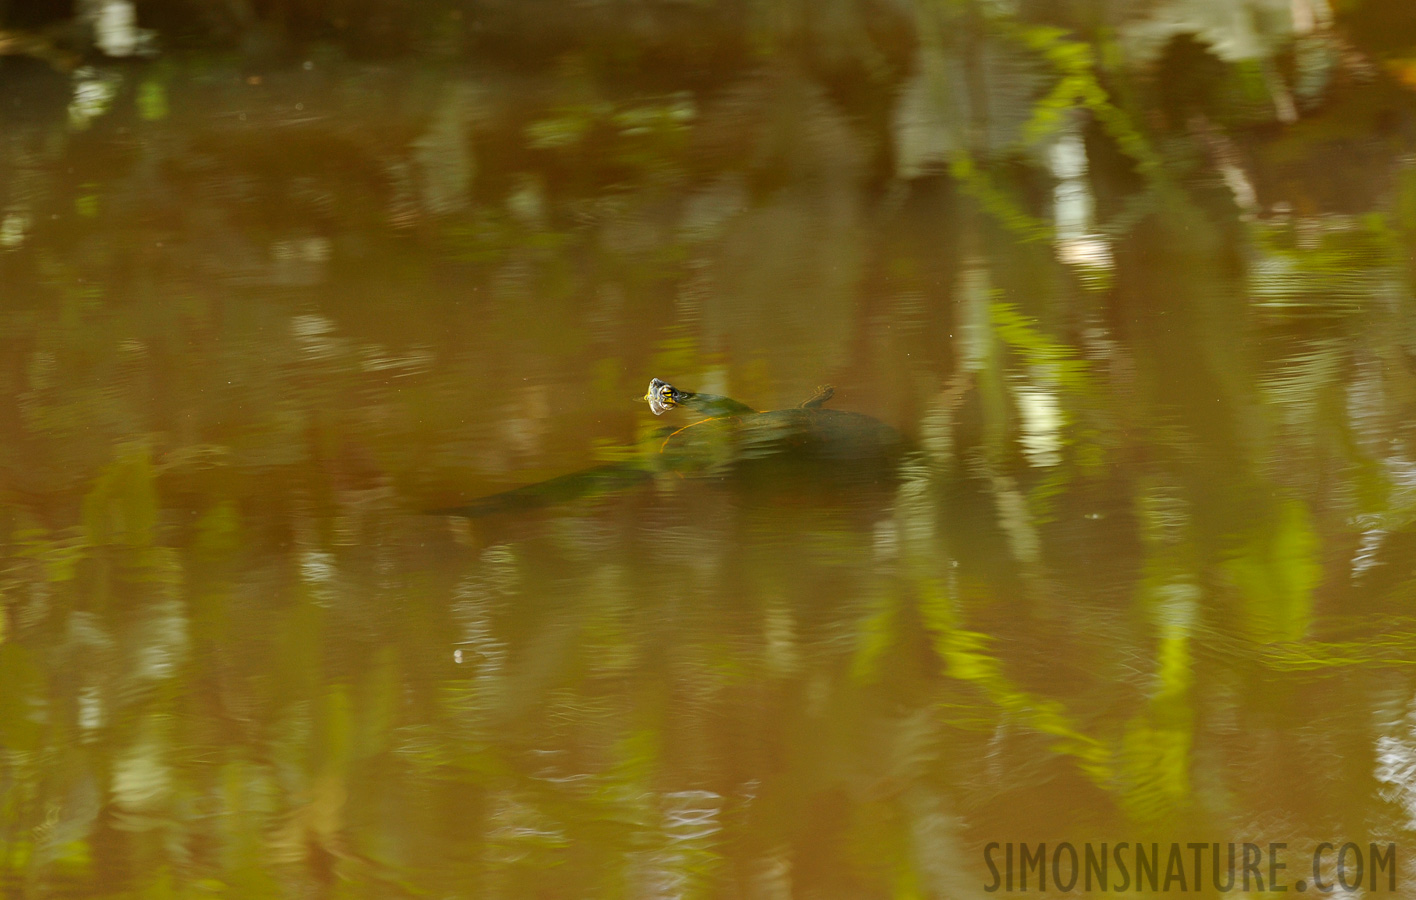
[{"left": 2, "top": 0, "right": 1416, "bottom": 895}]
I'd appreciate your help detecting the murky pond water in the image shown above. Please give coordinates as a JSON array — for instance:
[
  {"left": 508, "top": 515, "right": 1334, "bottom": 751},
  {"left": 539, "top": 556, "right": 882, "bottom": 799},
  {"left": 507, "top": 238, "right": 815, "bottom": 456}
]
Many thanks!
[{"left": 4, "top": 2, "right": 1416, "bottom": 896}]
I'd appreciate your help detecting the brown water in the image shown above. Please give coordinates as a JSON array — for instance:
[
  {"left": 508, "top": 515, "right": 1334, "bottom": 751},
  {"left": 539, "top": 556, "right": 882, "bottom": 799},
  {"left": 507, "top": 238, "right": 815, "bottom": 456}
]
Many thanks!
[{"left": 4, "top": 4, "right": 1416, "bottom": 897}]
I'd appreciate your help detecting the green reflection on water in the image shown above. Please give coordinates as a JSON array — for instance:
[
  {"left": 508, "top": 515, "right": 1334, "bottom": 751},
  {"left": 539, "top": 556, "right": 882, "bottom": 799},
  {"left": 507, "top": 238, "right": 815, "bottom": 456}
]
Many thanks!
[{"left": 2, "top": 0, "right": 1416, "bottom": 895}]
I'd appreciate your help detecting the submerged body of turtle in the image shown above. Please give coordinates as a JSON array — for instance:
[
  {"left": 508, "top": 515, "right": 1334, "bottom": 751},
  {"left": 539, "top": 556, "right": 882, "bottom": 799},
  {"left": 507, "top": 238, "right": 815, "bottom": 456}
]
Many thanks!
[{"left": 435, "top": 378, "right": 903, "bottom": 517}]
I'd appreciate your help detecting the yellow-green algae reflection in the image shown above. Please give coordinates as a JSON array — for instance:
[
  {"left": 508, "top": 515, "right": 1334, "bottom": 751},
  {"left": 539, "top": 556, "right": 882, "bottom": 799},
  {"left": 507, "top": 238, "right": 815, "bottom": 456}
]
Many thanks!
[{"left": 3, "top": 0, "right": 1416, "bottom": 896}]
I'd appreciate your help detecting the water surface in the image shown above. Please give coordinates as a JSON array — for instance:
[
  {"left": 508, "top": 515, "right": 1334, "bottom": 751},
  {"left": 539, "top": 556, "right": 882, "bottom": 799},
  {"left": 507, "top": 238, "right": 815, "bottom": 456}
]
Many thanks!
[{"left": 3, "top": 3, "right": 1416, "bottom": 896}]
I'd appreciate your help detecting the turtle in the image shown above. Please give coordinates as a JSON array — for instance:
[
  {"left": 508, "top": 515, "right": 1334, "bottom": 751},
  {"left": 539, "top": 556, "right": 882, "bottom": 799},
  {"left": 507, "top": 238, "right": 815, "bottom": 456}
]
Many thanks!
[
  {"left": 645, "top": 377, "right": 832, "bottom": 416},
  {"left": 641, "top": 377, "right": 901, "bottom": 473},
  {"left": 433, "top": 378, "right": 903, "bottom": 517}
]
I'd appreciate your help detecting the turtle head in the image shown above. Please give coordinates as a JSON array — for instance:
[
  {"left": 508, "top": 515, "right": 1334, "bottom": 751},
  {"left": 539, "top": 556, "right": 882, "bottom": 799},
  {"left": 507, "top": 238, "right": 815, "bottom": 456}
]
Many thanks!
[{"left": 644, "top": 378, "right": 687, "bottom": 416}]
